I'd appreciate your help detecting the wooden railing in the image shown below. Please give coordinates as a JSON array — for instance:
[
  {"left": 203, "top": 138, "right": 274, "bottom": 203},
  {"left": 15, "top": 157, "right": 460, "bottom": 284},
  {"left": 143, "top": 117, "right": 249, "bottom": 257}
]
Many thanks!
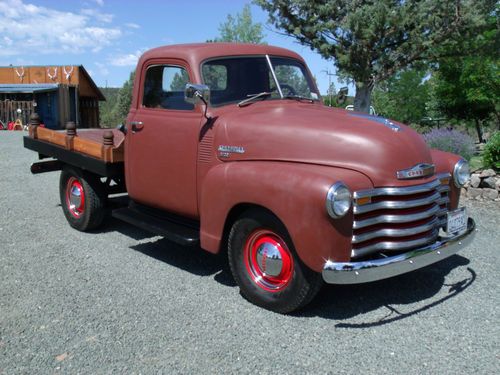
[{"left": 0, "top": 100, "right": 34, "bottom": 125}]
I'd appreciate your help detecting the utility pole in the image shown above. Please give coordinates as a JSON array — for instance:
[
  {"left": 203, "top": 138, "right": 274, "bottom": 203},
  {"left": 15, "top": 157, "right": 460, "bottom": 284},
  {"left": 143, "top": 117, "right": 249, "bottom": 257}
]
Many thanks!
[{"left": 321, "top": 68, "right": 336, "bottom": 106}]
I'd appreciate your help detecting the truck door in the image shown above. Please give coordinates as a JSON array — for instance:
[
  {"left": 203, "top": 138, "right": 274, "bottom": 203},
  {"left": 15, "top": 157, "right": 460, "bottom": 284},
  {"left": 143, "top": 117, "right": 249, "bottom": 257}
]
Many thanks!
[{"left": 125, "top": 61, "right": 202, "bottom": 218}]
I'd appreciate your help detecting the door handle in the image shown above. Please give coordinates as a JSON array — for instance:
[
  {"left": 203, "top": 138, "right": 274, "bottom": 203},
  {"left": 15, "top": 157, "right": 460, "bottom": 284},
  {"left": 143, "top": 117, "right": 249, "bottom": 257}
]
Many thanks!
[{"left": 130, "top": 121, "right": 144, "bottom": 133}]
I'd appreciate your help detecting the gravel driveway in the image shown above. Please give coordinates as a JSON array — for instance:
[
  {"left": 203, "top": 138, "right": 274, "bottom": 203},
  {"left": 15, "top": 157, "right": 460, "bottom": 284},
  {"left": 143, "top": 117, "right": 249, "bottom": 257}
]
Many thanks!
[{"left": 1, "top": 131, "right": 499, "bottom": 374}]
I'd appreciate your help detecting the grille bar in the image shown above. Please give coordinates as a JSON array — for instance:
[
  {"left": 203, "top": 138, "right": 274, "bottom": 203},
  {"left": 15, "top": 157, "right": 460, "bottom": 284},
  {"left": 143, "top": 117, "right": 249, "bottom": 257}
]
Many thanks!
[
  {"left": 353, "top": 178, "right": 441, "bottom": 199},
  {"left": 352, "top": 230, "right": 440, "bottom": 258},
  {"left": 352, "top": 217, "right": 446, "bottom": 244},
  {"left": 353, "top": 204, "right": 445, "bottom": 229},
  {"left": 352, "top": 174, "right": 451, "bottom": 259},
  {"left": 354, "top": 191, "right": 442, "bottom": 214}
]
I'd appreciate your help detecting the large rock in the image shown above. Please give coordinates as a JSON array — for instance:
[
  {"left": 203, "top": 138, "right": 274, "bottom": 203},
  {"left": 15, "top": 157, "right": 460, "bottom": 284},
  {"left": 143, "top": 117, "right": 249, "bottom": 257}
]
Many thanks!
[
  {"left": 482, "top": 188, "right": 499, "bottom": 200},
  {"left": 496, "top": 178, "right": 500, "bottom": 191},
  {"left": 479, "top": 169, "right": 496, "bottom": 178},
  {"left": 470, "top": 174, "right": 481, "bottom": 188},
  {"left": 480, "top": 177, "right": 497, "bottom": 189},
  {"left": 467, "top": 187, "right": 482, "bottom": 199}
]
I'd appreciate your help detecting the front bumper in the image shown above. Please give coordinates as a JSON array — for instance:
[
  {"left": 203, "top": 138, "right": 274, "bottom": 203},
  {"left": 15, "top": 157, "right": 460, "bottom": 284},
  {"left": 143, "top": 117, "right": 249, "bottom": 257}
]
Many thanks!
[{"left": 322, "top": 218, "right": 476, "bottom": 284}]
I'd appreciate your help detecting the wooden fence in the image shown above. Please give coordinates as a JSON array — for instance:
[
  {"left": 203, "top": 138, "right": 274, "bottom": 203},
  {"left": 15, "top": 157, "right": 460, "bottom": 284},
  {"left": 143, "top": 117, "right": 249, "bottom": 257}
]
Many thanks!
[{"left": 0, "top": 100, "right": 34, "bottom": 126}]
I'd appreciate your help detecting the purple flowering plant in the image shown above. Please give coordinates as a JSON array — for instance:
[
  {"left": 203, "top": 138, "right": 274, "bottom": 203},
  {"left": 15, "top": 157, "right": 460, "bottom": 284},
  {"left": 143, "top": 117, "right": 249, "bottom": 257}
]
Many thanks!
[{"left": 423, "top": 128, "right": 475, "bottom": 161}]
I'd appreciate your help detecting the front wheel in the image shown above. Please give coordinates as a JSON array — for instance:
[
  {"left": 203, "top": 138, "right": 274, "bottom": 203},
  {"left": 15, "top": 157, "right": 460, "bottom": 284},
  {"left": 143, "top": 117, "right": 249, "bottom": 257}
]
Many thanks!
[
  {"left": 59, "top": 166, "right": 106, "bottom": 231},
  {"left": 228, "top": 209, "right": 322, "bottom": 313}
]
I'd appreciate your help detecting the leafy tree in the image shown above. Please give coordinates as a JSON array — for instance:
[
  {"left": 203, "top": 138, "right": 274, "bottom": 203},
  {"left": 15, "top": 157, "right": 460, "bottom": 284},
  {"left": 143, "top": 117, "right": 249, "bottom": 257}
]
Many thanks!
[
  {"left": 214, "top": 4, "right": 265, "bottom": 44},
  {"left": 372, "top": 69, "right": 430, "bottom": 125},
  {"left": 256, "top": 0, "right": 495, "bottom": 113},
  {"left": 432, "top": 57, "right": 498, "bottom": 142},
  {"left": 99, "top": 87, "right": 120, "bottom": 127},
  {"left": 113, "top": 70, "right": 135, "bottom": 124},
  {"left": 431, "top": 14, "right": 499, "bottom": 142}
]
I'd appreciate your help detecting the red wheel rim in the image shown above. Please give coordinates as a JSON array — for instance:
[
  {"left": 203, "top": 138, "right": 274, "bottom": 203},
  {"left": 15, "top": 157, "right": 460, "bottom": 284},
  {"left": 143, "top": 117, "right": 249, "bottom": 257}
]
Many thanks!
[
  {"left": 243, "top": 229, "right": 294, "bottom": 292},
  {"left": 66, "top": 177, "right": 85, "bottom": 218}
]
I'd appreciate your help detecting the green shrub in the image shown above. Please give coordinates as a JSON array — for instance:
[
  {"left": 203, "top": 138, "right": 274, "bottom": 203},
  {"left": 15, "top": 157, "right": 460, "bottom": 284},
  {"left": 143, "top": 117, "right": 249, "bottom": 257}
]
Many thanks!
[{"left": 483, "top": 132, "right": 500, "bottom": 171}]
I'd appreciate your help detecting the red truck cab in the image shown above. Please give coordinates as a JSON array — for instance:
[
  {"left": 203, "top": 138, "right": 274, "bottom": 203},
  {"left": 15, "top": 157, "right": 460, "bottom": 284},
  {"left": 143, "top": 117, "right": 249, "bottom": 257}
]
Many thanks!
[{"left": 24, "top": 43, "right": 476, "bottom": 313}]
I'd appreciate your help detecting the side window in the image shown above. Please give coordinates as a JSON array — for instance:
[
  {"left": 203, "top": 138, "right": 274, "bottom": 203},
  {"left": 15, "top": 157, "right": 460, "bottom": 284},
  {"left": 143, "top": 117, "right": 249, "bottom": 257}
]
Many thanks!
[{"left": 142, "top": 65, "right": 194, "bottom": 110}]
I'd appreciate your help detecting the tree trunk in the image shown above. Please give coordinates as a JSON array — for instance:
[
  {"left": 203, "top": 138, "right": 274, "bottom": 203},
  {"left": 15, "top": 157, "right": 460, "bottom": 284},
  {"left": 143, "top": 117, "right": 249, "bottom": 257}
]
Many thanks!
[
  {"left": 474, "top": 118, "right": 484, "bottom": 143},
  {"left": 353, "top": 82, "right": 372, "bottom": 114}
]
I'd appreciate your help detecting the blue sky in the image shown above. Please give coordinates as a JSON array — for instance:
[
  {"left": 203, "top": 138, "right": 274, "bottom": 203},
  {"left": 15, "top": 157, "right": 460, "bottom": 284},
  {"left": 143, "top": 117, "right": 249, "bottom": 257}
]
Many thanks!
[{"left": 0, "top": 0, "right": 347, "bottom": 94}]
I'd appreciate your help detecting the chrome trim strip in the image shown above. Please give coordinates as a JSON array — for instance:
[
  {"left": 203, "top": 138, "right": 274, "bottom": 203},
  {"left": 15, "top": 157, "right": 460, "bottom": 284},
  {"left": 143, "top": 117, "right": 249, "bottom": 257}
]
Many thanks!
[
  {"left": 354, "top": 191, "right": 442, "bottom": 214},
  {"left": 436, "top": 172, "right": 452, "bottom": 179},
  {"left": 351, "top": 230, "right": 440, "bottom": 258},
  {"left": 353, "top": 204, "right": 442, "bottom": 229},
  {"left": 323, "top": 219, "right": 476, "bottom": 284},
  {"left": 266, "top": 54, "right": 283, "bottom": 98},
  {"left": 352, "top": 217, "right": 440, "bottom": 244},
  {"left": 436, "top": 185, "right": 450, "bottom": 193},
  {"left": 354, "top": 178, "right": 441, "bottom": 199}
]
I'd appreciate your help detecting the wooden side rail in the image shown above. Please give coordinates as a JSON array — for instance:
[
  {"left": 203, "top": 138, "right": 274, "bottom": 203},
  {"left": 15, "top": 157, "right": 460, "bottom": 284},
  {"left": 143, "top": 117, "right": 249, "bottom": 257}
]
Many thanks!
[{"left": 28, "top": 113, "right": 124, "bottom": 163}]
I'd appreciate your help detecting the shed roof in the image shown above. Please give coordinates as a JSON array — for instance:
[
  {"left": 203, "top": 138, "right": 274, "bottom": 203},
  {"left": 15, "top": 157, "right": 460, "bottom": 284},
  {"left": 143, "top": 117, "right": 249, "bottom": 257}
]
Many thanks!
[{"left": 0, "top": 83, "right": 59, "bottom": 94}]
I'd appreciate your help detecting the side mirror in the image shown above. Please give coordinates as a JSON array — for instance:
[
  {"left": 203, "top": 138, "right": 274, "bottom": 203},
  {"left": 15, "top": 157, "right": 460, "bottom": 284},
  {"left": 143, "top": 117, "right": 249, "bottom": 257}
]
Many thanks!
[{"left": 185, "top": 83, "right": 210, "bottom": 105}]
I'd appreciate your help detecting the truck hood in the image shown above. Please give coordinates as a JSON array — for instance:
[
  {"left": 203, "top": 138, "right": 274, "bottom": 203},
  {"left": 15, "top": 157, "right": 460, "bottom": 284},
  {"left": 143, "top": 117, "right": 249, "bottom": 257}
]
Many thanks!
[{"left": 212, "top": 101, "right": 434, "bottom": 187}]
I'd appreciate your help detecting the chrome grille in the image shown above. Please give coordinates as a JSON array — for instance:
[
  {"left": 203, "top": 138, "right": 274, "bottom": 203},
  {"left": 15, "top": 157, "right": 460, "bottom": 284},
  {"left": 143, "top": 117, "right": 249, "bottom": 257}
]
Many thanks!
[{"left": 351, "top": 174, "right": 451, "bottom": 259}]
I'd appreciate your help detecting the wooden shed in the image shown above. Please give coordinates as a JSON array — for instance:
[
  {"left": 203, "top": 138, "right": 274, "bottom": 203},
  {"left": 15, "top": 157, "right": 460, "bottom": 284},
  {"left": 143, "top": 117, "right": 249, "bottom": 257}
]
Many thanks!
[{"left": 0, "top": 65, "right": 105, "bottom": 129}]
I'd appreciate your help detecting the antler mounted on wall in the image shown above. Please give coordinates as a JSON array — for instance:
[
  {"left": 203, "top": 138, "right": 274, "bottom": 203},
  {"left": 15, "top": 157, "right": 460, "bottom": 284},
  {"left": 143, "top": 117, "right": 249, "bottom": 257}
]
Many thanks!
[
  {"left": 63, "top": 66, "right": 74, "bottom": 81},
  {"left": 14, "top": 66, "right": 25, "bottom": 83},
  {"left": 47, "top": 67, "right": 58, "bottom": 82}
]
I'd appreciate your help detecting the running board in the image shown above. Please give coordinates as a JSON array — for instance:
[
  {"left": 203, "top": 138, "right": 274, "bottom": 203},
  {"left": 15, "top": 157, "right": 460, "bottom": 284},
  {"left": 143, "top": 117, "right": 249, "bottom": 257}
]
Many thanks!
[{"left": 112, "top": 204, "right": 200, "bottom": 246}]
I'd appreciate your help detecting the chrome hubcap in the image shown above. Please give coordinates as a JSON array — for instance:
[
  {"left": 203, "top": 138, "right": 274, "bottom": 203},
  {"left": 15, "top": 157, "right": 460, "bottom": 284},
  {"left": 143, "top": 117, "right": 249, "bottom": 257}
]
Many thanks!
[
  {"left": 66, "top": 178, "right": 85, "bottom": 218},
  {"left": 244, "top": 229, "right": 294, "bottom": 292},
  {"left": 256, "top": 242, "right": 283, "bottom": 277},
  {"left": 69, "top": 186, "right": 82, "bottom": 210}
]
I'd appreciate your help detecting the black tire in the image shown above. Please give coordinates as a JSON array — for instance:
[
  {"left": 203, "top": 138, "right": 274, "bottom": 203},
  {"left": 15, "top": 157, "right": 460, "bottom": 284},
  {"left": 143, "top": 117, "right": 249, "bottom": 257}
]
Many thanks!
[
  {"left": 59, "top": 166, "right": 106, "bottom": 231},
  {"left": 228, "top": 209, "right": 323, "bottom": 313}
]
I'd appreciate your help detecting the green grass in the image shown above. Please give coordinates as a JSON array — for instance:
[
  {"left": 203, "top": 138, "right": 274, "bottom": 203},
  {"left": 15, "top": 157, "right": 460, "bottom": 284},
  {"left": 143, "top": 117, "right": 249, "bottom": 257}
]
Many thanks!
[{"left": 469, "top": 155, "right": 484, "bottom": 172}]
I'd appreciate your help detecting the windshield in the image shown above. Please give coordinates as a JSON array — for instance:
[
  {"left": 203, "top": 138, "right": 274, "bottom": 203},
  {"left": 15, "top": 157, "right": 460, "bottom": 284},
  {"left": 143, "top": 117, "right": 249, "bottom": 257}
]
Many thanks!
[{"left": 201, "top": 56, "right": 319, "bottom": 106}]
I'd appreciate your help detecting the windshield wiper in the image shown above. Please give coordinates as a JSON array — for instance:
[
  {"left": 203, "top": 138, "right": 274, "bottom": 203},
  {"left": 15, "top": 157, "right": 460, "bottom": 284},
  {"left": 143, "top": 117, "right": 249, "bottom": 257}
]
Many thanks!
[
  {"left": 284, "top": 95, "right": 314, "bottom": 103},
  {"left": 238, "top": 92, "right": 273, "bottom": 107}
]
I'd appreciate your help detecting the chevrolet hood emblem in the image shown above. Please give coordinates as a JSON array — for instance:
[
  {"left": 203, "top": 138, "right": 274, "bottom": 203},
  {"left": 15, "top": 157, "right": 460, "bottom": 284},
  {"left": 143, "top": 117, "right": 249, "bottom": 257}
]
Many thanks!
[{"left": 397, "top": 163, "right": 435, "bottom": 179}]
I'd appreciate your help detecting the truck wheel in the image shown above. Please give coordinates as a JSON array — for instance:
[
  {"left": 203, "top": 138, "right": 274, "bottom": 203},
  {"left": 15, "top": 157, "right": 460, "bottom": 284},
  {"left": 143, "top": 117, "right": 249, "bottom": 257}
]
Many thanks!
[
  {"left": 59, "top": 166, "right": 106, "bottom": 231},
  {"left": 228, "top": 209, "right": 322, "bottom": 313}
]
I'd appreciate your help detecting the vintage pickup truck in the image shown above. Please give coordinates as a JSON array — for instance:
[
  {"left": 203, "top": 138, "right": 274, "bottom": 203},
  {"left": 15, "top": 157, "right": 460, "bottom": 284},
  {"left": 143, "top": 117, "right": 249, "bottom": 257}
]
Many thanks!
[{"left": 24, "top": 43, "right": 476, "bottom": 313}]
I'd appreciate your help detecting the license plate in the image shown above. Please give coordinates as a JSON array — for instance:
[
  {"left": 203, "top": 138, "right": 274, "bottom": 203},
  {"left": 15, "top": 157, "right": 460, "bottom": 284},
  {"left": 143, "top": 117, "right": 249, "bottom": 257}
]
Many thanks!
[{"left": 446, "top": 207, "right": 467, "bottom": 235}]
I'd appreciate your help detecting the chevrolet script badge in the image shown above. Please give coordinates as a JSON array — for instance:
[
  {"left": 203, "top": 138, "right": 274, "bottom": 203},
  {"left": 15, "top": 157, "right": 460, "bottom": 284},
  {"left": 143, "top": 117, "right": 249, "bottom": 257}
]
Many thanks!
[{"left": 397, "top": 163, "right": 435, "bottom": 179}]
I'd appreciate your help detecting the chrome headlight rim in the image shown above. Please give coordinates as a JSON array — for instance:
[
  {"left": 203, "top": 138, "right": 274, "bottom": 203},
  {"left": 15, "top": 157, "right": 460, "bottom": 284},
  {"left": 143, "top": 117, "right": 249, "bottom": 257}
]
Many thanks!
[
  {"left": 453, "top": 159, "right": 470, "bottom": 188},
  {"left": 326, "top": 181, "right": 352, "bottom": 218}
]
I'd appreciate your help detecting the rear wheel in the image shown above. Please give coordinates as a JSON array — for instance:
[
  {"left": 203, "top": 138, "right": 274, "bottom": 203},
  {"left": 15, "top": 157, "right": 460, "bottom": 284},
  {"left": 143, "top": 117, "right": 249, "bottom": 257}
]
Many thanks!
[
  {"left": 59, "top": 166, "right": 106, "bottom": 231},
  {"left": 228, "top": 209, "right": 322, "bottom": 313}
]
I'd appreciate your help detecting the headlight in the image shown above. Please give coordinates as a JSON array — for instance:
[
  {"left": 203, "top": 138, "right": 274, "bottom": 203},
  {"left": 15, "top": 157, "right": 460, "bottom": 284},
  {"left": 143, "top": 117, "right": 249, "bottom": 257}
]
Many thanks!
[
  {"left": 453, "top": 159, "right": 470, "bottom": 187},
  {"left": 326, "top": 182, "right": 352, "bottom": 218}
]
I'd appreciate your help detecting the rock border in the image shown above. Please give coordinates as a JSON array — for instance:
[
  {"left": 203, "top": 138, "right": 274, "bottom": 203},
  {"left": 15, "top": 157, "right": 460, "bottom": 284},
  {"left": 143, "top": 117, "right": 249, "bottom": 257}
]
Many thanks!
[{"left": 462, "top": 168, "right": 499, "bottom": 201}]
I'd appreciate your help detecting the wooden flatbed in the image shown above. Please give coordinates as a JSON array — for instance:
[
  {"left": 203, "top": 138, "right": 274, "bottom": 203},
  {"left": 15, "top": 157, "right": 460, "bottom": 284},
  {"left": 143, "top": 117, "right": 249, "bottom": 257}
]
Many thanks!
[{"left": 23, "top": 117, "right": 125, "bottom": 178}]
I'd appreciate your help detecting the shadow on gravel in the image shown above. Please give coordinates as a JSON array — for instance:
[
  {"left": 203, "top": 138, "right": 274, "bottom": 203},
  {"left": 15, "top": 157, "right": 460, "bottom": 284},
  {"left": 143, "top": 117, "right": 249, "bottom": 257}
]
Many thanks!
[
  {"left": 299, "top": 254, "right": 476, "bottom": 326},
  {"left": 101, "top": 218, "right": 237, "bottom": 286},
  {"left": 90, "top": 218, "right": 476, "bottom": 322}
]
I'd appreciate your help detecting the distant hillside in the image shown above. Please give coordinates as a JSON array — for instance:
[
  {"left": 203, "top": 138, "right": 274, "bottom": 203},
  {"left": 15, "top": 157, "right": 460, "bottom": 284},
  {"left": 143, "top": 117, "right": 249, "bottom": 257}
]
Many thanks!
[{"left": 99, "top": 87, "right": 120, "bottom": 128}]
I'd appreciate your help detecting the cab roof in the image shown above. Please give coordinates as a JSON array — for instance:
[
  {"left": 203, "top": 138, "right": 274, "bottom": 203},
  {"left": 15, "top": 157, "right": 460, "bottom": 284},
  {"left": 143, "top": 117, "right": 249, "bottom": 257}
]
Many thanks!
[{"left": 138, "top": 43, "right": 305, "bottom": 68}]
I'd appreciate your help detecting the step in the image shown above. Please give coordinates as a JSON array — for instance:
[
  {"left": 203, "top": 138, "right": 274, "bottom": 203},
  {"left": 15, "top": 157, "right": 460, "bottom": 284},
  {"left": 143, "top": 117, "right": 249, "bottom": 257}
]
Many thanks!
[{"left": 112, "top": 204, "right": 200, "bottom": 246}]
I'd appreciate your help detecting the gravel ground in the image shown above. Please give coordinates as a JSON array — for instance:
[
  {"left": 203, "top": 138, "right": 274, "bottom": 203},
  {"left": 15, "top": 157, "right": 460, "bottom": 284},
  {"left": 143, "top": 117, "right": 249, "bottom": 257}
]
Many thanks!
[{"left": 1, "top": 131, "right": 499, "bottom": 374}]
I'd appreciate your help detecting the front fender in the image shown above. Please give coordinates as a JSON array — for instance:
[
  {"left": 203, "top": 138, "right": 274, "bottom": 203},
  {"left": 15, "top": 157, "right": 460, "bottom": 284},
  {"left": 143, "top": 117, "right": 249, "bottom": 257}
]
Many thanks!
[
  {"left": 431, "top": 149, "right": 463, "bottom": 209},
  {"left": 199, "top": 161, "right": 372, "bottom": 272}
]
